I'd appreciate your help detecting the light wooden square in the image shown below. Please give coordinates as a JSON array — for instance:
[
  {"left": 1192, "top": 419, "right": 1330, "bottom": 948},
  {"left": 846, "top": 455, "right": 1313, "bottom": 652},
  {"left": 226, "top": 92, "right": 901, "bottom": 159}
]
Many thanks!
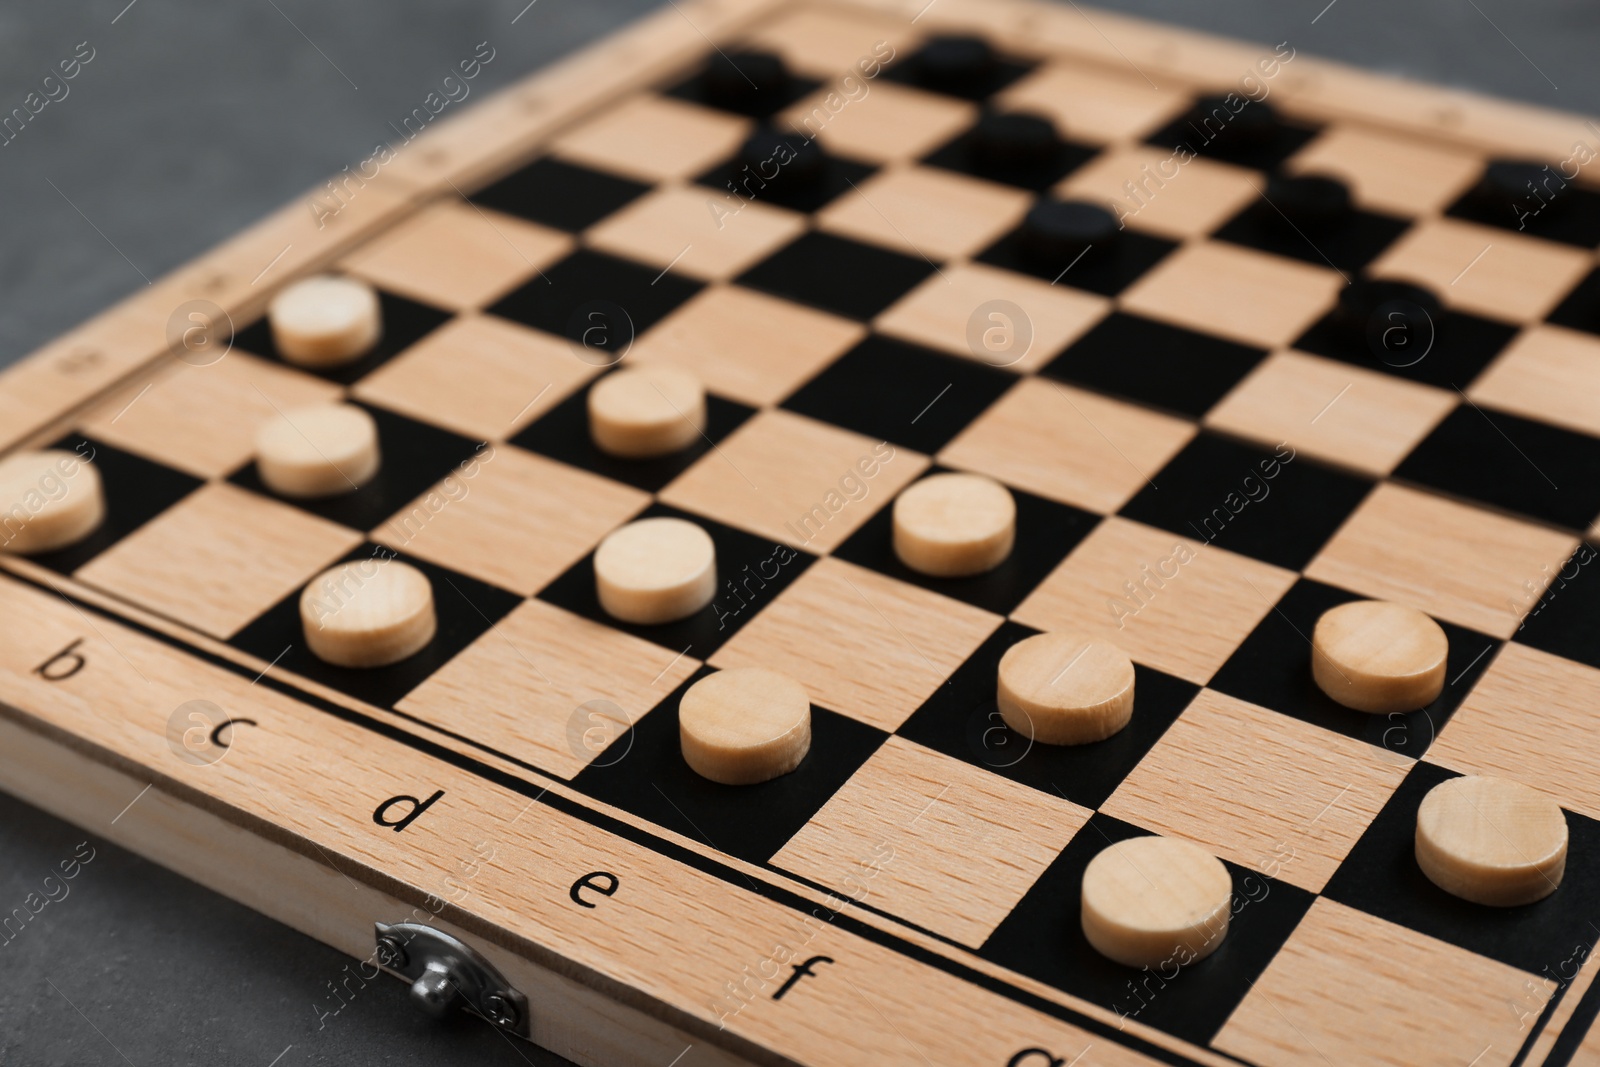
[
  {"left": 817, "top": 165, "right": 1031, "bottom": 260},
  {"left": 352, "top": 314, "right": 599, "bottom": 441},
  {"left": 995, "top": 60, "right": 1189, "bottom": 146},
  {"left": 372, "top": 444, "right": 649, "bottom": 596},
  {"left": 1206, "top": 350, "right": 1456, "bottom": 476},
  {"left": 773, "top": 736, "right": 1090, "bottom": 946},
  {"left": 79, "top": 351, "right": 342, "bottom": 480},
  {"left": 1305, "top": 483, "right": 1578, "bottom": 639},
  {"left": 1367, "top": 217, "right": 1592, "bottom": 323},
  {"left": 874, "top": 261, "right": 1111, "bottom": 374},
  {"left": 550, "top": 94, "right": 751, "bottom": 183},
  {"left": 398, "top": 598, "right": 701, "bottom": 780},
  {"left": 1013, "top": 516, "right": 1297, "bottom": 685},
  {"left": 585, "top": 184, "right": 806, "bottom": 282},
  {"left": 1215, "top": 899, "right": 1553, "bottom": 1067},
  {"left": 939, "top": 378, "right": 1194, "bottom": 513},
  {"left": 659, "top": 409, "right": 929, "bottom": 553},
  {"left": 75, "top": 483, "right": 360, "bottom": 639},
  {"left": 1284, "top": 123, "right": 1484, "bottom": 217},
  {"left": 1120, "top": 241, "right": 1344, "bottom": 349},
  {"left": 1467, "top": 324, "right": 1600, "bottom": 438},
  {"left": 1055, "top": 146, "right": 1260, "bottom": 239},
  {"left": 711, "top": 558, "right": 1000, "bottom": 731},
  {"left": 339, "top": 199, "right": 573, "bottom": 310},
  {"left": 1429, "top": 642, "right": 1600, "bottom": 821},
  {"left": 738, "top": 7, "right": 917, "bottom": 78},
  {"left": 777, "top": 81, "right": 976, "bottom": 164},
  {"left": 1103, "top": 690, "right": 1410, "bottom": 892},
  {"left": 629, "top": 285, "right": 864, "bottom": 407}
]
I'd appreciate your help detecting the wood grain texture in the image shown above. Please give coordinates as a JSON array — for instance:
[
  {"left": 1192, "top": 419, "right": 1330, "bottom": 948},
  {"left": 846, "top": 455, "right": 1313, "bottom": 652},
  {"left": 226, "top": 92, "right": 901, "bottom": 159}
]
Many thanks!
[
  {"left": 1214, "top": 898, "right": 1554, "bottom": 1067},
  {"left": 940, "top": 377, "right": 1195, "bottom": 514},
  {"left": 1119, "top": 240, "right": 1345, "bottom": 349},
  {"left": 352, "top": 313, "right": 599, "bottom": 442},
  {"left": 1102, "top": 689, "right": 1411, "bottom": 892},
  {"left": 777, "top": 81, "right": 976, "bottom": 165},
  {"left": 586, "top": 185, "right": 807, "bottom": 283},
  {"left": 1283, "top": 123, "right": 1486, "bottom": 217},
  {"left": 399, "top": 597, "right": 701, "bottom": 780},
  {"left": 816, "top": 164, "right": 1032, "bottom": 260},
  {"left": 738, "top": 5, "right": 919, "bottom": 78},
  {"left": 78, "top": 351, "right": 344, "bottom": 480},
  {"left": 1428, "top": 642, "right": 1600, "bottom": 822},
  {"left": 1304, "top": 482, "right": 1578, "bottom": 640},
  {"left": 74, "top": 481, "right": 361, "bottom": 639},
  {"left": 550, "top": 94, "right": 752, "bottom": 184},
  {"left": 339, "top": 198, "right": 573, "bottom": 311},
  {"left": 995, "top": 59, "right": 1189, "bottom": 146},
  {"left": 874, "top": 261, "right": 1111, "bottom": 374},
  {"left": 628, "top": 285, "right": 866, "bottom": 408},
  {"left": 1012, "top": 515, "right": 1297, "bottom": 685},
  {"left": 1367, "top": 217, "right": 1593, "bottom": 323},
  {"left": 371, "top": 443, "right": 649, "bottom": 597},
  {"left": 1055, "top": 146, "right": 1261, "bottom": 240},
  {"left": 1205, "top": 349, "right": 1456, "bottom": 477},
  {"left": 710, "top": 557, "right": 1001, "bottom": 731},
  {"left": 660, "top": 408, "right": 929, "bottom": 553},
  {"left": 1468, "top": 324, "right": 1600, "bottom": 439},
  {"left": 775, "top": 735, "right": 1090, "bottom": 947}
]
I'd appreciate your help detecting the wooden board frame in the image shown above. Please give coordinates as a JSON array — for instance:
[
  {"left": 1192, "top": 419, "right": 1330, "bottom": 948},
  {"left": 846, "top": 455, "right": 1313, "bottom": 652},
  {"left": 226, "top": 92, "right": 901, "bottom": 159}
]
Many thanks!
[{"left": 4, "top": 2, "right": 1600, "bottom": 1065}]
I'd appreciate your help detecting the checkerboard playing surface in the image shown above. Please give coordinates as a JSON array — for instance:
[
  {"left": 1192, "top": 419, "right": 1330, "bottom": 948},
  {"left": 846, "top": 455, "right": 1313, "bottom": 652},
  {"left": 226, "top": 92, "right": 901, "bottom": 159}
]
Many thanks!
[{"left": 5, "top": 2, "right": 1600, "bottom": 1065}]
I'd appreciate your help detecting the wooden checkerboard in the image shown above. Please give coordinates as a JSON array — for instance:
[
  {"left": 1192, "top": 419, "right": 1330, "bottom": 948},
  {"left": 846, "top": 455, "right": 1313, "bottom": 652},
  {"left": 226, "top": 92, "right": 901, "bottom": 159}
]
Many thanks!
[{"left": 4, "top": 0, "right": 1600, "bottom": 1064}]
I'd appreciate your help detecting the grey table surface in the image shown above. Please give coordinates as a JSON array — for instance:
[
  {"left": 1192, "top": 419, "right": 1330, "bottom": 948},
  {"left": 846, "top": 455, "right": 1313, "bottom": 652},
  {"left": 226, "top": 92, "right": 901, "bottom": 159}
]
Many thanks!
[{"left": 1, "top": 2, "right": 1596, "bottom": 1065}]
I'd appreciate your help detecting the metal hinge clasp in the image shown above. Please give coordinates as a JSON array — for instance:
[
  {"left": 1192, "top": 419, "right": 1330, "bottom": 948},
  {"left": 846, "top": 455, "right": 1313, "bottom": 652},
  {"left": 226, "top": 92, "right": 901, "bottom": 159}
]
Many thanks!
[{"left": 374, "top": 921, "right": 530, "bottom": 1038}]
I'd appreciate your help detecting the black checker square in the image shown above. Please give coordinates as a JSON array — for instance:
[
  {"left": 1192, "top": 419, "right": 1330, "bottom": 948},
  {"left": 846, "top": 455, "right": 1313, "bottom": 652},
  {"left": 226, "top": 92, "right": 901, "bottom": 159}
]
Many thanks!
[
  {"left": 1144, "top": 102, "right": 1319, "bottom": 173},
  {"left": 980, "top": 812, "right": 1315, "bottom": 1046},
  {"left": 537, "top": 501, "right": 816, "bottom": 658},
  {"left": 30, "top": 434, "right": 203, "bottom": 575},
  {"left": 920, "top": 120, "right": 1098, "bottom": 191},
  {"left": 694, "top": 145, "right": 876, "bottom": 215},
  {"left": 975, "top": 223, "right": 1177, "bottom": 297},
  {"left": 896, "top": 621, "right": 1200, "bottom": 810},
  {"left": 1393, "top": 403, "right": 1600, "bottom": 531},
  {"left": 780, "top": 335, "right": 1013, "bottom": 454},
  {"left": 1119, "top": 433, "right": 1374, "bottom": 572},
  {"left": 1515, "top": 541, "right": 1600, "bottom": 671},
  {"left": 1209, "top": 578, "right": 1500, "bottom": 758},
  {"left": 229, "top": 401, "right": 481, "bottom": 532},
  {"left": 880, "top": 40, "right": 1034, "bottom": 102},
  {"left": 511, "top": 375, "right": 755, "bottom": 493},
  {"left": 488, "top": 249, "right": 703, "bottom": 347},
  {"left": 1446, "top": 178, "right": 1600, "bottom": 249},
  {"left": 1293, "top": 301, "right": 1519, "bottom": 389},
  {"left": 1041, "top": 312, "right": 1267, "bottom": 418},
  {"left": 571, "top": 664, "right": 887, "bottom": 864},
  {"left": 1547, "top": 266, "right": 1600, "bottom": 338},
  {"left": 833, "top": 469, "right": 1098, "bottom": 616},
  {"left": 470, "top": 156, "right": 651, "bottom": 232},
  {"left": 1212, "top": 198, "right": 1410, "bottom": 274},
  {"left": 661, "top": 52, "right": 821, "bottom": 120},
  {"left": 232, "top": 289, "right": 452, "bottom": 386},
  {"left": 1323, "top": 759, "right": 1600, "bottom": 974},
  {"left": 229, "top": 542, "right": 522, "bottom": 710},
  {"left": 735, "top": 231, "right": 935, "bottom": 321}
]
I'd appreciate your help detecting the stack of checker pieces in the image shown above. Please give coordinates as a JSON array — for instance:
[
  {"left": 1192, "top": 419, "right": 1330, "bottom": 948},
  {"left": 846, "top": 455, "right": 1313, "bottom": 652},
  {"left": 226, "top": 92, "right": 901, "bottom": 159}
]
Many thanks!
[{"left": 5, "top": 1, "right": 1600, "bottom": 1064}]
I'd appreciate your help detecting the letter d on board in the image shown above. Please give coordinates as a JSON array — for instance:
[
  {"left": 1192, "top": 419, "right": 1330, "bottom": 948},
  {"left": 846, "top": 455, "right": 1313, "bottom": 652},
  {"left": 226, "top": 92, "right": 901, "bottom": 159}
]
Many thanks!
[{"left": 373, "top": 790, "right": 444, "bottom": 832}]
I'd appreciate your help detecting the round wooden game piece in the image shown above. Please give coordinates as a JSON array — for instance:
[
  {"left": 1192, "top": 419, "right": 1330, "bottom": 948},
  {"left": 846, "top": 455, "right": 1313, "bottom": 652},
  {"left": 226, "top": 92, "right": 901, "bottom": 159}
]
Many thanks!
[
  {"left": 970, "top": 111, "right": 1059, "bottom": 167},
  {"left": 1018, "top": 199, "right": 1120, "bottom": 269},
  {"left": 1415, "top": 775, "right": 1567, "bottom": 907},
  {"left": 892, "top": 472, "right": 1015, "bottom": 578},
  {"left": 912, "top": 35, "right": 997, "bottom": 92},
  {"left": 996, "top": 632, "right": 1134, "bottom": 745},
  {"left": 300, "top": 558, "right": 436, "bottom": 668},
  {"left": 588, "top": 366, "right": 706, "bottom": 459},
  {"left": 1265, "top": 174, "right": 1351, "bottom": 230},
  {"left": 0, "top": 449, "right": 105, "bottom": 555},
  {"left": 1311, "top": 600, "right": 1448, "bottom": 714},
  {"left": 678, "top": 667, "right": 811, "bottom": 785},
  {"left": 255, "top": 403, "right": 381, "bottom": 499},
  {"left": 1081, "top": 836, "right": 1233, "bottom": 969},
  {"left": 593, "top": 517, "right": 717, "bottom": 625},
  {"left": 269, "top": 274, "right": 382, "bottom": 367}
]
